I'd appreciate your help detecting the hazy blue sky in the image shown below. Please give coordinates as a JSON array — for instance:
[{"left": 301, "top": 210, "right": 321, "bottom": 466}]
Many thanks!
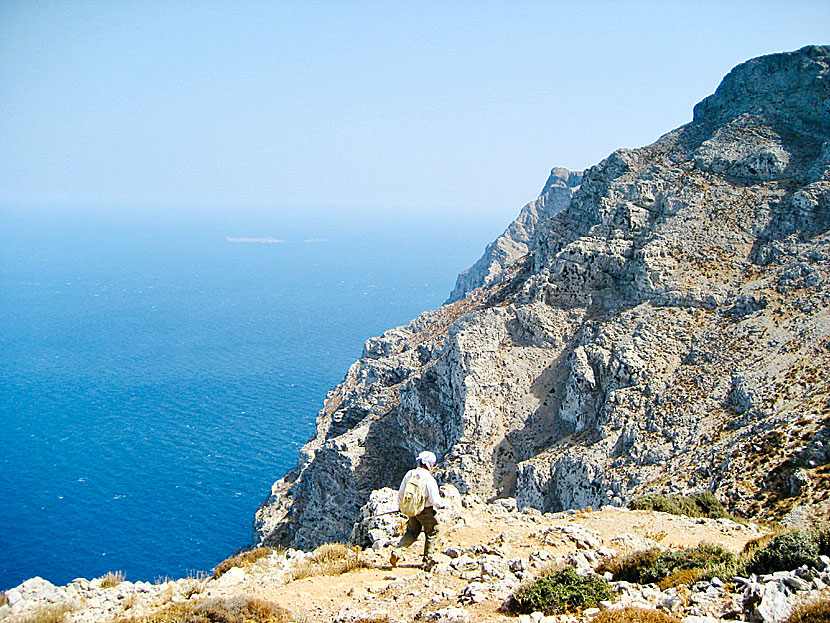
[{"left": 1, "top": 1, "right": 828, "bottom": 220}]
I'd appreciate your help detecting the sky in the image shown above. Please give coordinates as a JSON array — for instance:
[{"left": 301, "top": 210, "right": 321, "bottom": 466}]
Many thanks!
[{"left": 1, "top": 1, "right": 828, "bottom": 221}]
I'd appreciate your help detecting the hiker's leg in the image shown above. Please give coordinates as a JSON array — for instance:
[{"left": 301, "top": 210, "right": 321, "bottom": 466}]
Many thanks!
[
  {"left": 396, "top": 516, "right": 422, "bottom": 548},
  {"left": 418, "top": 508, "right": 439, "bottom": 562}
]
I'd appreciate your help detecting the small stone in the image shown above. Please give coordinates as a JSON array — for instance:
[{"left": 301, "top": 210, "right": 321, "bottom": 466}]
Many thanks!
[
  {"left": 428, "top": 606, "right": 469, "bottom": 622},
  {"left": 782, "top": 576, "right": 810, "bottom": 591},
  {"left": 5, "top": 591, "right": 22, "bottom": 607},
  {"left": 213, "top": 566, "right": 245, "bottom": 586},
  {"left": 583, "top": 607, "right": 601, "bottom": 617},
  {"left": 444, "top": 546, "right": 465, "bottom": 559}
]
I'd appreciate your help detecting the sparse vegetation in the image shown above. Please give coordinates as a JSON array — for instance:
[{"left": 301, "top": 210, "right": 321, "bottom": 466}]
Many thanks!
[
  {"left": 119, "top": 597, "right": 293, "bottom": 623},
  {"left": 597, "top": 543, "right": 735, "bottom": 585},
  {"left": 592, "top": 607, "right": 682, "bottom": 623},
  {"left": 506, "top": 566, "right": 614, "bottom": 615},
  {"left": 1, "top": 592, "right": 8, "bottom": 607},
  {"left": 17, "top": 604, "right": 74, "bottom": 623},
  {"left": 630, "top": 493, "right": 730, "bottom": 519},
  {"left": 786, "top": 597, "right": 830, "bottom": 623},
  {"left": 100, "top": 570, "right": 126, "bottom": 588},
  {"left": 289, "top": 543, "right": 370, "bottom": 581},
  {"left": 213, "top": 547, "right": 276, "bottom": 579}
]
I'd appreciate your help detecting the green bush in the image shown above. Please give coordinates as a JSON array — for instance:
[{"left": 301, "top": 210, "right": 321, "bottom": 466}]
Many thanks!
[
  {"left": 506, "top": 566, "right": 614, "bottom": 615},
  {"left": 746, "top": 531, "right": 819, "bottom": 575},
  {"left": 598, "top": 544, "right": 735, "bottom": 585},
  {"left": 811, "top": 525, "right": 830, "bottom": 557},
  {"left": 630, "top": 493, "right": 729, "bottom": 519},
  {"left": 596, "top": 549, "right": 662, "bottom": 583}
]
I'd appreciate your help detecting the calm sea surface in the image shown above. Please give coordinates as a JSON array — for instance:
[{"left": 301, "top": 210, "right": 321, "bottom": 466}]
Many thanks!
[{"left": 0, "top": 207, "right": 505, "bottom": 589}]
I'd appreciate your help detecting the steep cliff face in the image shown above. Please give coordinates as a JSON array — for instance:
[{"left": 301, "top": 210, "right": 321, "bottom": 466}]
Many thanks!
[
  {"left": 254, "top": 46, "right": 830, "bottom": 550},
  {"left": 446, "top": 167, "right": 584, "bottom": 303}
]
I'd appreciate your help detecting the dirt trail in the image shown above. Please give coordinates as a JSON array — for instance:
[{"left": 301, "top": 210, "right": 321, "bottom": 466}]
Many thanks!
[{"left": 225, "top": 505, "right": 765, "bottom": 622}]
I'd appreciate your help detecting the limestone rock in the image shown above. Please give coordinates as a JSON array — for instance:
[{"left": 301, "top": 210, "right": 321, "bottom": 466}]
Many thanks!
[{"left": 254, "top": 45, "right": 830, "bottom": 550}]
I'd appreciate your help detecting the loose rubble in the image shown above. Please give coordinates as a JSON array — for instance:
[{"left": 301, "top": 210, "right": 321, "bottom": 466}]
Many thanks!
[{"left": 6, "top": 492, "right": 829, "bottom": 623}]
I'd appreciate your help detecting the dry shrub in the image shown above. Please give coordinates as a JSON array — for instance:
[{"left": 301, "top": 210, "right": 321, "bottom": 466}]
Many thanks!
[
  {"left": 213, "top": 547, "right": 274, "bottom": 579},
  {"left": 658, "top": 567, "right": 706, "bottom": 590},
  {"left": 120, "top": 596, "right": 292, "bottom": 623},
  {"left": 592, "top": 607, "right": 682, "bottom": 623},
  {"left": 1, "top": 593, "right": 8, "bottom": 607},
  {"left": 787, "top": 597, "right": 830, "bottom": 623},
  {"left": 742, "top": 534, "right": 775, "bottom": 555},
  {"left": 18, "top": 604, "right": 74, "bottom": 623},
  {"left": 309, "top": 543, "right": 354, "bottom": 563},
  {"left": 596, "top": 549, "right": 661, "bottom": 583},
  {"left": 100, "top": 570, "right": 126, "bottom": 588},
  {"left": 290, "top": 543, "right": 369, "bottom": 581},
  {"left": 645, "top": 530, "right": 668, "bottom": 543}
]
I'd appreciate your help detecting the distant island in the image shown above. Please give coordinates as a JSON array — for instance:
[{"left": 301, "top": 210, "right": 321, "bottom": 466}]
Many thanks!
[{"left": 225, "top": 237, "right": 284, "bottom": 244}]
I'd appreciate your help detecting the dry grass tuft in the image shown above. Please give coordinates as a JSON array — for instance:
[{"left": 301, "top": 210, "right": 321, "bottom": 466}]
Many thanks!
[
  {"left": 290, "top": 543, "right": 369, "bottom": 581},
  {"left": 657, "top": 567, "right": 706, "bottom": 590},
  {"left": 787, "top": 597, "right": 830, "bottom": 623},
  {"left": 17, "top": 604, "right": 75, "bottom": 623},
  {"left": 592, "top": 607, "right": 682, "bottom": 623},
  {"left": 213, "top": 547, "right": 276, "bottom": 579},
  {"left": 1, "top": 592, "right": 8, "bottom": 607},
  {"left": 117, "top": 597, "right": 293, "bottom": 623},
  {"left": 100, "top": 571, "right": 126, "bottom": 588},
  {"left": 309, "top": 542, "right": 355, "bottom": 563}
]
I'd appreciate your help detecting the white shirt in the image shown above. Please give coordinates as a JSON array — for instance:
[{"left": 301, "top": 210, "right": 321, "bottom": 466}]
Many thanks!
[{"left": 398, "top": 466, "right": 446, "bottom": 509}]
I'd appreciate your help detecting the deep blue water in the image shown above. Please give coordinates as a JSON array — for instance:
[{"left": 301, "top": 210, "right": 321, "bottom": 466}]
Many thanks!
[{"left": 0, "top": 207, "right": 505, "bottom": 589}]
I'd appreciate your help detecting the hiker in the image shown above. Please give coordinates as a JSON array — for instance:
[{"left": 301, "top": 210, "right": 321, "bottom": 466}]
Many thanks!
[{"left": 395, "top": 450, "right": 446, "bottom": 569}]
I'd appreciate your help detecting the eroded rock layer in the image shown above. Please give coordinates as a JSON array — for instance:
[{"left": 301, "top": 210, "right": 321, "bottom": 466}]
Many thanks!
[{"left": 254, "top": 45, "right": 830, "bottom": 550}]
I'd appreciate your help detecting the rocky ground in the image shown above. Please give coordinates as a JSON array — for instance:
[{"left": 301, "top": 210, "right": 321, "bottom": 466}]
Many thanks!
[{"left": 4, "top": 489, "right": 829, "bottom": 623}]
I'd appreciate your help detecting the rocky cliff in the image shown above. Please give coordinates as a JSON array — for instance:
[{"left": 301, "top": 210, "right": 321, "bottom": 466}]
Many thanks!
[{"left": 254, "top": 45, "right": 830, "bottom": 551}]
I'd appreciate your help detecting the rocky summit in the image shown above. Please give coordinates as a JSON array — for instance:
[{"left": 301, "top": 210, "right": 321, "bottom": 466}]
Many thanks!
[{"left": 254, "top": 45, "right": 830, "bottom": 552}]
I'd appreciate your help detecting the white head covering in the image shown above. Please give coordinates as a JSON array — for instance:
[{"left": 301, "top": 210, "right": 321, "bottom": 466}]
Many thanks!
[{"left": 416, "top": 451, "right": 437, "bottom": 467}]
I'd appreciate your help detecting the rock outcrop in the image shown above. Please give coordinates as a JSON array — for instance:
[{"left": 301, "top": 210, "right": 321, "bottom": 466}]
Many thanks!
[
  {"left": 254, "top": 45, "right": 830, "bottom": 551},
  {"left": 446, "top": 167, "right": 584, "bottom": 303}
]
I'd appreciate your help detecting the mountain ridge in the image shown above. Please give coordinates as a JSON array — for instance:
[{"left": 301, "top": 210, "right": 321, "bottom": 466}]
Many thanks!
[{"left": 254, "top": 45, "right": 830, "bottom": 552}]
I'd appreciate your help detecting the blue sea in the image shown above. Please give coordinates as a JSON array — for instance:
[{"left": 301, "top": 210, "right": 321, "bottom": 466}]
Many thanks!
[{"left": 0, "top": 206, "right": 505, "bottom": 590}]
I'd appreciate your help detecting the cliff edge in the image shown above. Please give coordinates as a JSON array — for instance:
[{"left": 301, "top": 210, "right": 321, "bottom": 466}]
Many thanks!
[{"left": 254, "top": 45, "right": 830, "bottom": 551}]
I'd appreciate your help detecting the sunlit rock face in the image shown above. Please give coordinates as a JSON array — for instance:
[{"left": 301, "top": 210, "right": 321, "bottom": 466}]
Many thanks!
[{"left": 254, "top": 46, "right": 830, "bottom": 550}]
